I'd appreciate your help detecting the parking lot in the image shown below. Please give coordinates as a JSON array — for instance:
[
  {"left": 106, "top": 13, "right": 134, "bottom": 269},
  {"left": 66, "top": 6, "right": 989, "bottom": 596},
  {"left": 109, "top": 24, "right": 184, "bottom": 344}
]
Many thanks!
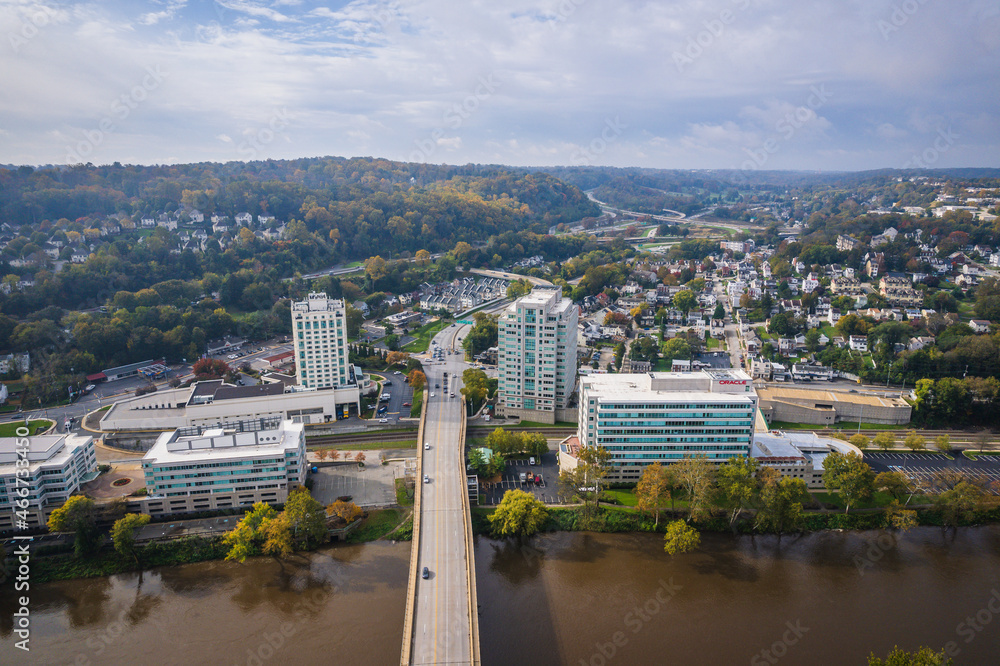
[
  {"left": 863, "top": 451, "right": 1000, "bottom": 495},
  {"left": 309, "top": 460, "right": 404, "bottom": 507},
  {"left": 474, "top": 447, "right": 563, "bottom": 505},
  {"left": 375, "top": 371, "right": 414, "bottom": 424}
]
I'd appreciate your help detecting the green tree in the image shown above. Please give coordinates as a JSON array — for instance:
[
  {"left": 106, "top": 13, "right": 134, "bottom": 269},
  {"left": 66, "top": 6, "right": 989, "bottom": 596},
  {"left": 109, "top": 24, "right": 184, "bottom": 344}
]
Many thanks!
[
  {"left": 345, "top": 304, "right": 364, "bottom": 338},
  {"left": 661, "top": 337, "right": 692, "bottom": 364},
  {"left": 903, "top": 430, "right": 926, "bottom": 452},
  {"left": 672, "top": 289, "right": 697, "bottom": 314},
  {"left": 805, "top": 328, "right": 822, "bottom": 352},
  {"left": 885, "top": 501, "right": 918, "bottom": 532},
  {"left": 577, "top": 445, "right": 612, "bottom": 509},
  {"left": 873, "top": 431, "right": 895, "bottom": 451},
  {"left": 507, "top": 279, "right": 533, "bottom": 300},
  {"left": 755, "top": 468, "right": 808, "bottom": 533},
  {"left": 635, "top": 462, "right": 671, "bottom": 527},
  {"left": 663, "top": 520, "right": 701, "bottom": 556},
  {"left": 867, "top": 645, "right": 953, "bottom": 666},
  {"left": 715, "top": 456, "right": 759, "bottom": 528},
  {"left": 713, "top": 303, "right": 725, "bottom": 320},
  {"left": 47, "top": 496, "right": 100, "bottom": 558},
  {"left": 282, "top": 487, "right": 328, "bottom": 548},
  {"left": 823, "top": 451, "right": 875, "bottom": 513},
  {"left": 488, "top": 489, "right": 548, "bottom": 537},
  {"left": 849, "top": 433, "right": 869, "bottom": 449},
  {"left": 875, "top": 471, "right": 914, "bottom": 504},
  {"left": 934, "top": 481, "right": 985, "bottom": 527},
  {"left": 933, "top": 434, "right": 951, "bottom": 452},
  {"left": 110, "top": 513, "right": 151, "bottom": 562}
]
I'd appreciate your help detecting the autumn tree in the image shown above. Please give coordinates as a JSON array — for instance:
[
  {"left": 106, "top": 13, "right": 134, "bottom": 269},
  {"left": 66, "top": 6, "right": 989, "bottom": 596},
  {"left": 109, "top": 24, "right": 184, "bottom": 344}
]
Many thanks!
[
  {"left": 192, "top": 357, "right": 229, "bottom": 379},
  {"left": 327, "top": 500, "right": 363, "bottom": 523},
  {"left": 415, "top": 249, "right": 431, "bottom": 266},
  {"left": 849, "top": 434, "right": 869, "bottom": 449},
  {"left": 663, "top": 520, "right": 701, "bottom": 556},
  {"left": 674, "top": 456, "right": 715, "bottom": 522},
  {"left": 408, "top": 369, "right": 427, "bottom": 390},
  {"left": 872, "top": 431, "right": 895, "bottom": 451},
  {"left": 903, "top": 430, "right": 926, "bottom": 452},
  {"left": 488, "top": 490, "right": 548, "bottom": 537},
  {"left": 386, "top": 351, "right": 410, "bottom": 367},
  {"left": 223, "top": 502, "right": 279, "bottom": 562},
  {"left": 875, "top": 471, "right": 915, "bottom": 505},
  {"left": 355, "top": 451, "right": 366, "bottom": 465},
  {"left": 933, "top": 434, "right": 951, "bottom": 453},
  {"left": 635, "top": 463, "right": 671, "bottom": 527},
  {"left": 47, "top": 496, "right": 100, "bottom": 558}
]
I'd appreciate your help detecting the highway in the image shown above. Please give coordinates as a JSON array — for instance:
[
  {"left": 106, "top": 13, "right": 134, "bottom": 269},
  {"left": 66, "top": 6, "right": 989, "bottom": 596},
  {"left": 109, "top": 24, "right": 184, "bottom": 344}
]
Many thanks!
[{"left": 409, "top": 322, "right": 479, "bottom": 665}]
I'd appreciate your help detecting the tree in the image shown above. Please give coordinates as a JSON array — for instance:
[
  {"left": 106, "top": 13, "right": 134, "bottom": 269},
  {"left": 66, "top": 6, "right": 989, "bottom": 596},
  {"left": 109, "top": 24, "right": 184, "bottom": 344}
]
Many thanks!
[
  {"left": 823, "top": 451, "right": 875, "bottom": 513},
  {"left": 355, "top": 451, "right": 366, "bottom": 465},
  {"left": 715, "top": 456, "right": 759, "bottom": 528},
  {"left": 635, "top": 463, "right": 671, "bottom": 527},
  {"left": 672, "top": 289, "right": 697, "bottom": 314},
  {"left": 386, "top": 350, "right": 410, "bottom": 367},
  {"left": 875, "top": 471, "right": 915, "bottom": 504},
  {"left": 933, "top": 434, "right": 951, "bottom": 453},
  {"left": 415, "top": 249, "right": 431, "bottom": 266},
  {"left": 974, "top": 430, "right": 991, "bottom": 453},
  {"left": 191, "top": 357, "right": 229, "bottom": 379},
  {"left": 345, "top": 304, "right": 364, "bottom": 338},
  {"left": 663, "top": 520, "right": 701, "bottom": 556},
  {"left": 903, "top": 430, "right": 926, "bottom": 452},
  {"left": 577, "top": 445, "right": 612, "bottom": 508},
  {"left": 488, "top": 489, "right": 548, "bottom": 537},
  {"left": 222, "top": 502, "right": 278, "bottom": 562},
  {"left": 674, "top": 456, "right": 715, "bottom": 522},
  {"left": 934, "top": 481, "right": 985, "bottom": 527},
  {"left": 407, "top": 369, "right": 426, "bottom": 390},
  {"left": 755, "top": 468, "right": 807, "bottom": 533},
  {"left": 111, "top": 513, "right": 151, "bottom": 562},
  {"left": 282, "top": 487, "right": 328, "bottom": 548},
  {"left": 867, "top": 645, "right": 953, "bottom": 666},
  {"left": 661, "top": 337, "right": 692, "bottom": 364},
  {"left": 885, "top": 501, "right": 917, "bottom": 532},
  {"left": 507, "top": 279, "right": 533, "bottom": 300},
  {"left": 713, "top": 303, "right": 725, "bottom": 320},
  {"left": 47, "top": 495, "right": 100, "bottom": 558},
  {"left": 805, "top": 328, "right": 822, "bottom": 352},
  {"left": 849, "top": 433, "right": 869, "bottom": 449},
  {"left": 327, "top": 500, "right": 363, "bottom": 523},
  {"left": 873, "top": 431, "right": 895, "bottom": 451},
  {"left": 261, "top": 514, "right": 294, "bottom": 557}
]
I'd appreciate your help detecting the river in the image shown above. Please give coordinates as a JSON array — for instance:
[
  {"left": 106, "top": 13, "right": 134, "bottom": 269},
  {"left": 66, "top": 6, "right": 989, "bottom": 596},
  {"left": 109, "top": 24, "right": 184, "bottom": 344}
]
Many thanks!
[{"left": 3, "top": 527, "right": 1000, "bottom": 665}]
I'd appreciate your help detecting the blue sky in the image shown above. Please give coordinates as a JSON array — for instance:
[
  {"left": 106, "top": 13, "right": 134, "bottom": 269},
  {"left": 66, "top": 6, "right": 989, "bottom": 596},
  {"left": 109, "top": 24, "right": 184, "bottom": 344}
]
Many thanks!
[{"left": 1, "top": 0, "right": 998, "bottom": 170}]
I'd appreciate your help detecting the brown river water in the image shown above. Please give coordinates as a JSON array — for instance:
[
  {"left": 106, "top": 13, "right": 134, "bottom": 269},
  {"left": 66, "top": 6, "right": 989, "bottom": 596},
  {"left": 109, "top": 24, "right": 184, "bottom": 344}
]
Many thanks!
[{"left": 2, "top": 527, "right": 1000, "bottom": 665}]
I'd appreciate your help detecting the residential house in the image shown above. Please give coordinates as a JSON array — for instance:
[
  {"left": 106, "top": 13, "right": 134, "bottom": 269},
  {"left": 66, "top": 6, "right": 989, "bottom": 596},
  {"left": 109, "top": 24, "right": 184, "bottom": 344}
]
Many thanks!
[
  {"left": 849, "top": 335, "right": 868, "bottom": 352},
  {"left": 970, "top": 319, "right": 992, "bottom": 334}
]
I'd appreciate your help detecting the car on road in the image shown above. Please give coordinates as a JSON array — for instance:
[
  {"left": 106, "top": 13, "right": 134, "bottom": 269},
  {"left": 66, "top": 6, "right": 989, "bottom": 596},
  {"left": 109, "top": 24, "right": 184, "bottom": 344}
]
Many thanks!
[
  {"left": 449, "top": 393, "right": 455, "bottom": 398},
  {"left": 379, "top": 418, "right": 388, "bottom": 423},
  {"left": 84, "top": 384, "right": 96, "bottom": 393},
  {"left": 423, "top": 474, "right": 429, "bottom": 484},
  {"left": 435, "top": 383, "right": 440, "bottom": 388},
  {"left": 403, "top": 402, "right": 411, "bottom": 407},
  {"left": 430, "top": 393, "right": 435, "bottom": 397},
  {"left": 425, "top": 442, "right": 430, "bottom": 450},
  {"left": 394, "top": 370, "right": 401, "bottom": 375},
  {"left": 422, "top": 566, "right": 430, "bottom": 579}
]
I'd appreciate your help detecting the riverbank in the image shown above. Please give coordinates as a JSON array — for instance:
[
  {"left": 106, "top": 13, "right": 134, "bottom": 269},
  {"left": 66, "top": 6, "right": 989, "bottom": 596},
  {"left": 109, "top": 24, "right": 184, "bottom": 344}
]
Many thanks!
[
  {"left": 15, "top": 508, "right": 413, "bottom": 585},
  {"left": 471, "top": 503, "right": 1000, "bottom": 537}
]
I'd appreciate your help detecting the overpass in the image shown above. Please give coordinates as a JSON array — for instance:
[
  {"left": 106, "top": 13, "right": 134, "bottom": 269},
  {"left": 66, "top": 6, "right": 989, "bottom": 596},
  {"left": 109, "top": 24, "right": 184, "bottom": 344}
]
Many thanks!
[{"left": 400, "top": 323, "right": 481, "bottom": 665}]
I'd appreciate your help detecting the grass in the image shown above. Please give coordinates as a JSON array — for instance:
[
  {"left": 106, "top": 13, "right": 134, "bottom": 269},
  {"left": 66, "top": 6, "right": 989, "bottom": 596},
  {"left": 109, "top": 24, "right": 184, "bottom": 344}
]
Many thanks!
[
  {"left": 963, "top": 450, "right": 1000, "bottom": 460},
  {"left": 344, "top": 508, "right": 408, "bottom": 543},
  {"left": 395, "top": 478, "right": 414, "bottom": 506},
  {"left": 403, "top": 318, "right": 453, "bottom": 353},
  {"left": 312, "top": 440, "right": 417, "bottom": 452},
  {"left": 603, "top": 489, "right": 639, "bottom": 507},
  {"left": 705, "top": 337, "right": 721, "bottom": 350},
  {"left": 410, "top": 387, "right": 424, "bottom": 417},
  {"left": 0, "top": 419, "right": 50, "bottom": 436}
]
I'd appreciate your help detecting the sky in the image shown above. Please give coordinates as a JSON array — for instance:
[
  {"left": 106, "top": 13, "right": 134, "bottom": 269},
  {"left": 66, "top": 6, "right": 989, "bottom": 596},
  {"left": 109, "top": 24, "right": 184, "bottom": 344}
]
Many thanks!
[{"left": 1, "top": 0, "right": 998, "bottom": 171}]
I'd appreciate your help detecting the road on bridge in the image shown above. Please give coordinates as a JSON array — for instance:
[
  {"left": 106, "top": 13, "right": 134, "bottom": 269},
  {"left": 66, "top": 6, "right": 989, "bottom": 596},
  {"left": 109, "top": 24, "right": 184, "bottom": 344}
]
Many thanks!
[{"left": 409, "top": 322, "right": 479, "bottom": 665}]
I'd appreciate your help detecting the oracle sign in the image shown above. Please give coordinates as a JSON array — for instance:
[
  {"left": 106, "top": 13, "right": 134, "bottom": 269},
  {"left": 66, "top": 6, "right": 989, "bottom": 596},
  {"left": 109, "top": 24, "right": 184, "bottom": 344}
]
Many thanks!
[{"left": 718, "top": 380, "right": 748, "bottom": 385}]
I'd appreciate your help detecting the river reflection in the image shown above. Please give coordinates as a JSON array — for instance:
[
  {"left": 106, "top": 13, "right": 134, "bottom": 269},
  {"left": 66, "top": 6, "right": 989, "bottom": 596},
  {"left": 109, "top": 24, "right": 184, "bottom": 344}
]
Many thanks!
[
  {"left": 0, "top": 542, "right": 409, "bottom": 666},
  {"left": 476, "top": 527, "right": 1000, "bottom": 666}
]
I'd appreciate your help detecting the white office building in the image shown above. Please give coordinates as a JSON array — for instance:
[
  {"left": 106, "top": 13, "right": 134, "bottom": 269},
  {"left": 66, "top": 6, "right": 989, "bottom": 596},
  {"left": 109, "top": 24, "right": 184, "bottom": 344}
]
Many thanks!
[
  {"left": 751, "top": 430, "right": 863, "bottom": 489},
  {"left": 135, "top": 420, "right": 306, "bottom": 516},
  {"left": 497, "top": 287, "right": 578, "bottom": 423},
  {"left": 0, "top": 433, "right": 97, "bottom": 530},
  {"left": 576, "top": 370, "right": 757, "bottom": 482},
  {"left": 292, "top": 292, "right": 351, "bottom": 389}
]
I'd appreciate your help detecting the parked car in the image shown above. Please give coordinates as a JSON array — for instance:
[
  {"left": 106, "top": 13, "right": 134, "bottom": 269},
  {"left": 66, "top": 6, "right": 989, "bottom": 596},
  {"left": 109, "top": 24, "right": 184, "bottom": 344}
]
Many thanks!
[{"left": 529, "top": 457, "right": 536, "bottom": 466}]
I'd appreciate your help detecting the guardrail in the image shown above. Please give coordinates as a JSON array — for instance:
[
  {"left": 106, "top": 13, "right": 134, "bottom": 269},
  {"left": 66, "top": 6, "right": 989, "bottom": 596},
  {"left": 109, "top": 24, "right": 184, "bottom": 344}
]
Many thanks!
[
  {"left": 398, "top": 391, "right": 427, "bottom": 665},
  {"left": 459, "top": 398, "right": 482, "bottom": 665}
]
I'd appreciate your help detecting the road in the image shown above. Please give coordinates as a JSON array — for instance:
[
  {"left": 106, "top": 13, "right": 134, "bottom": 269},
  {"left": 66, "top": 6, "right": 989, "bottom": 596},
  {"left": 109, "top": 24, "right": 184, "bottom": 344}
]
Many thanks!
[{"left": 410, "top": 322, "right": 477, "bottom": 665}]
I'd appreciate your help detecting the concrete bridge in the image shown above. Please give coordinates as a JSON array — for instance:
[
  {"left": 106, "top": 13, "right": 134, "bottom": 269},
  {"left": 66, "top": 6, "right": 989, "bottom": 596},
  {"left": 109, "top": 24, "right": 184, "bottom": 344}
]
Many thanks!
[{"left": 400, "top": 323, "right": 481, "bottom": 665}]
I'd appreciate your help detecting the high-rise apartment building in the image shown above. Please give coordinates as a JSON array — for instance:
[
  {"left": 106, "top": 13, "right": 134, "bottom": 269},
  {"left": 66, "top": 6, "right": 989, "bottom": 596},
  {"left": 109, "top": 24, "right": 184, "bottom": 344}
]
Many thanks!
[
  {"left": 292, "top": 292, "right": 352, "bottom": 389},
  {"left": 497, "top": 286, "right": 578, "bottom": 423},
  {"left": 576, "top": 370, "right": 757, "bottom": 482}
]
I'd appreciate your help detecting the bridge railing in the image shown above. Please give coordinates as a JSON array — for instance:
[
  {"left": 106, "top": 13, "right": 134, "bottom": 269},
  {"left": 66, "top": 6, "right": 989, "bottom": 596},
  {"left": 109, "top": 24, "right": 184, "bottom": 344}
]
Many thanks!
[{"left": 398, "top": 392, "right": 427, "bottom": 665}]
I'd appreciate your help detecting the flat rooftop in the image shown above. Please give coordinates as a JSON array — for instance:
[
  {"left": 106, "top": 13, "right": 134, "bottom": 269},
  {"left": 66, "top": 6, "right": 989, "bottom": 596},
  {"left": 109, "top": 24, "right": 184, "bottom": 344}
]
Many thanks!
[
  {"left": 145, "top": 421, "right": 304, "bottom": 465},
  {"left": 756, "top": 386, "right": 909, "bottom": 407}
]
